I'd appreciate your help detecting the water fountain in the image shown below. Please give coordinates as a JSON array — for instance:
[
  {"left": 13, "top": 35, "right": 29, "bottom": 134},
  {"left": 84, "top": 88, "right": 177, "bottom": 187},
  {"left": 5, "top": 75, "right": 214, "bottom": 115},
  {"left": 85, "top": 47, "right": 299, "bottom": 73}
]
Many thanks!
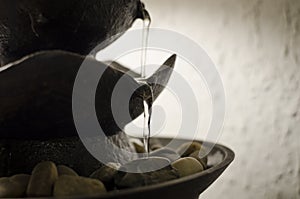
[{"left": 0, "top": 1, "right": 234, "bottom": 198}]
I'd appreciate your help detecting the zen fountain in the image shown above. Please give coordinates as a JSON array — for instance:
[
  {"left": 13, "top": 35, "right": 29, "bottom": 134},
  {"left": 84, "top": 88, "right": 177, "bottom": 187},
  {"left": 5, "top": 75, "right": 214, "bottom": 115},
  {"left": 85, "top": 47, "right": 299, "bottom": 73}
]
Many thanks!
[{"left": 0, "top": 0, "right": 234, "bottom": 198}]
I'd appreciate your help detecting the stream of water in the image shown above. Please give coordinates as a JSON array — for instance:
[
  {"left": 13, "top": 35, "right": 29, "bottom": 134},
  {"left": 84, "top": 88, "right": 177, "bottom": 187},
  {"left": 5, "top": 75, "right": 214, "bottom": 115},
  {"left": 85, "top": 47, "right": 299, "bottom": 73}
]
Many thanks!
[{"left": 139, "top": 11, "right": 152, "bottom": 155}]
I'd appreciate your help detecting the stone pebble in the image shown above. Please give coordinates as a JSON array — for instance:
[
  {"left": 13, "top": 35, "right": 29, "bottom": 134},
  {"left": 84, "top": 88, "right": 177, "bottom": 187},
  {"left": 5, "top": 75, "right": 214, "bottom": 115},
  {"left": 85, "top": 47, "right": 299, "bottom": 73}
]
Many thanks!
[
  {"left": 150, "top": 147, "right": 181, "bottom": 162},
  {"left": 26, "top": 161, "right": 58, "bottom": 197},
  {"left": 0, "top": 141, "right": 209, "bottom": 197},
  {"left": 176, "top": 141, "right": 203, "bottom": 157},
  {"left": 115, "top": 167, "right": 179, "bottom": 188},
  {"left": 130, "top": 138, "right": 146, "bottom": 153},
  {"left": 189, "top": 150, "right": 208, "bottom": 168},
  {"left": 171, "top": 157, "right": 204, "bottom": 177},
  {"left": 53, "top": 175, "right": 107, "bottom": 196},
  {"left": 89, "top": 162, "right": 120, "bottom": 190},
  {"left": 57, "top": 165, "right": 78, "bottom": 176},
  {"left": 0, "top": 174, "right": 30, "bottom": 197}
]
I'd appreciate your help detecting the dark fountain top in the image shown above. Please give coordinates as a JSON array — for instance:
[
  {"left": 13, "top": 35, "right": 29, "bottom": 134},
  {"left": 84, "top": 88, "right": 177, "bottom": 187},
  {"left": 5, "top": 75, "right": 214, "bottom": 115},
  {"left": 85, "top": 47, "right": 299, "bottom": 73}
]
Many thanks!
[
  {"left": 0, "top": 0, "right": 178, "bottom": 176},
  {"left": 0, "top": 0, "right": 176, "bottom": 139}
]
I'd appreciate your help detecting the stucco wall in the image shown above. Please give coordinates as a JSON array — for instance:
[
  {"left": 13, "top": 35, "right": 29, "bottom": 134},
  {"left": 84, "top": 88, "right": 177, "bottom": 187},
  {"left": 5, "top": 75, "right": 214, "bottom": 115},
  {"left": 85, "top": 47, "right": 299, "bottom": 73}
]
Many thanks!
[{"left": 139, "top": 0, "right": 300, "bottom": 198}]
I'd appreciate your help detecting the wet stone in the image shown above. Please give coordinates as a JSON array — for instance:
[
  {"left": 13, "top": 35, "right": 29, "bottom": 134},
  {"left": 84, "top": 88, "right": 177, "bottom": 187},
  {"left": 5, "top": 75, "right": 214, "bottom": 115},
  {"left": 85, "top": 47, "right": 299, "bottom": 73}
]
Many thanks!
[
  {"left": 53, "top": 175, "right": 107, "bottom": 196},
  {"left": 26, "top": 161, "right": 58, "bottom": 197},
  {"left": 0, "top": 174, "right": 30, "bottom": 198},
  {"left": 189, "top": 150, "right": 208, "bottom": 168},
  {"left": 114, "top": 157, "right": 179, "bottom": 189},
  {"left": 130, "top": 138, "right": 146, "bottom": 153},
  {"left": 150, "top": 148, "right": 181, "bottom": 162},
  {"left": 176, "top": 142, "right": 203, "bottom": 157},
  {"left": 171, "top": 157, "right": 204, "bottom": 177},
  {"left": 115, "top": 167, "right": 179, "bottom": 189},
  {"left": 150, "top": 144, "right": 163, "bottom": 151},
  {"left": 120, "top": 157, "right": 170, "bottom": 173},
  {"left": 90, "top": 163, "right": 120, "bottom": 190},
  {"left": 149, "top": 139, "right": 163, "bottom": 151},
  {"left": 57, "top": 165, "right": 78, "bottom": 176},
  {"left": 115, "top": 172, "right": 147, "bottom": 189}
]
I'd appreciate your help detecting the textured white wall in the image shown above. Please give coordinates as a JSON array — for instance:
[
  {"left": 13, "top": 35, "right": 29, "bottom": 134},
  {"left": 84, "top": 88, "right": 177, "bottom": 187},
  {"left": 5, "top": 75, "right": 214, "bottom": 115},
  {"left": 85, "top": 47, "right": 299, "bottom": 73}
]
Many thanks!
[{"left": 137, "top": 0, "right": 300, "bottom": 198}]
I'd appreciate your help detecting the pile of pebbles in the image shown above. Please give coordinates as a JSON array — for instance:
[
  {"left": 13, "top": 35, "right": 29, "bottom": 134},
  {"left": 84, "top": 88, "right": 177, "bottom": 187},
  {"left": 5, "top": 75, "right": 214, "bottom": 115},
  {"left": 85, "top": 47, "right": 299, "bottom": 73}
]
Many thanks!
[{"left": 0, "top": 141, "right": 208, "bottom": 197}]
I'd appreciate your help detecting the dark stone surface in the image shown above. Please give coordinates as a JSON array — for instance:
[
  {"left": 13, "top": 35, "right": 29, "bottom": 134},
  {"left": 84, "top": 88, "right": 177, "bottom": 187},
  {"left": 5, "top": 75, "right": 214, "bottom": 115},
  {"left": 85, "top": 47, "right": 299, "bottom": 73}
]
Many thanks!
[
  {"left": 0, "top": 132, "right": 133, "bottom": 177},
  {"left": 0, "top": 0, "right": 145, "bottom": 65},
  {"left": 0, "top": 51, "right": 175, "bottom": 139},
  {"left": 0, "top": 141, "right": 9, "bottom": 176}
]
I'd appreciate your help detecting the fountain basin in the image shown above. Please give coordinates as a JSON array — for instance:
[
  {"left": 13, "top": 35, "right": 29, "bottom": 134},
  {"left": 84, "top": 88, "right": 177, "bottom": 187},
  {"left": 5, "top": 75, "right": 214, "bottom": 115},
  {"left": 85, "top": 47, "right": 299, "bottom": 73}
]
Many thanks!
[
  {"left": 28, "top": 138, "right": 233, "bottom": 199},
  {"left": 91, "top": 138, "right": 235, "bottom": 199}
]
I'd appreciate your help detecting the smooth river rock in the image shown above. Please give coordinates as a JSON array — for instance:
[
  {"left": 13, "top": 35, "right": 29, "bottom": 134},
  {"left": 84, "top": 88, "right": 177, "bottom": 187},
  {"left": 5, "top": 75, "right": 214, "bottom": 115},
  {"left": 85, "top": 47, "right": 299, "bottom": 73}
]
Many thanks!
[
  {"left": 115, "top": 167, "right": 179, "bottom": 189},
  {"left": 176, "top": 142, "right": 203, "bottom": 157},
  {"left": 90, "top": 163, "right": 120, "bottom": 190},
  {"left": 150, "top": 148, "right": 181, "bottom": 162},
  {"left": 115, "top": 157, "right": 179, "bottom": 189},
  {"left": 171, "top": 157, "right": 204, "bottom": 177},
  {"left": 0, "top": 174, "right": 30, "bottom": 197},
  {"left": 57, "top": 165, "right": 78, "bottom": 176},
  {"left": 189, "top": 150, "right": 208, "bottom": 169},
  {"left": 53, "top": 175, "right": 107, "bottom": 196},
  {"left": 26, "top": 161, "right": 58, "bottom": 197},
  {"left": 130, "top": 138, "right": 146, "bottom": 153}
]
